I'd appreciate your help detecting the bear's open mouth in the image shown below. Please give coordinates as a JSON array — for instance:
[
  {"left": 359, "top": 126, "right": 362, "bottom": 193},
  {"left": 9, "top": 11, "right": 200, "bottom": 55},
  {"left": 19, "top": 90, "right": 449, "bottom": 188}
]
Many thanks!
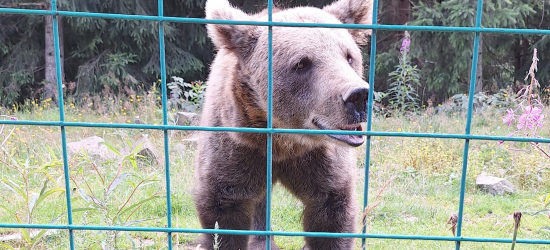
[{"left": 313, "top": 120, "right": 365, "bottom": 147}]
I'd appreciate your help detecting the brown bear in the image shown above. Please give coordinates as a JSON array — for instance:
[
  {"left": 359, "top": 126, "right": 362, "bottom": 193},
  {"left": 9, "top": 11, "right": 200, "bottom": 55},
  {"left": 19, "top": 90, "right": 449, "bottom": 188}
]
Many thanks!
[{"left": 193, "top": 0, "right": 373, "bottom": 249}]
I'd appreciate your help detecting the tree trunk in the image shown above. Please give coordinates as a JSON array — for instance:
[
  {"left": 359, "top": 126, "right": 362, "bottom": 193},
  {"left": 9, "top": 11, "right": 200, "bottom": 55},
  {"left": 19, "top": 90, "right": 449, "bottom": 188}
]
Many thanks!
[
  {"left": 44, "top": 14, "right": 64, "bottom": 103},
  {"left": 474, "top": 34, "right": 483, "bottom": 93},
  {"left": 390, "top": 0, "right": 411, "bottom": 47},
  {"left": 396, "top": 0, "right": 410, "bottom": 25},
  {"left": 514, "top": 38, "right": 521, "bottom": 83}
]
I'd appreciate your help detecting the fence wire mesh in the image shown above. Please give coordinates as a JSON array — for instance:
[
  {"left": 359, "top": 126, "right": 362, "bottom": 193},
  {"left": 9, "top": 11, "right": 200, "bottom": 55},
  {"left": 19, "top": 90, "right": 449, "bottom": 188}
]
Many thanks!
[{"left": 1, "top": 0, "right": 550, "bottom": 249}]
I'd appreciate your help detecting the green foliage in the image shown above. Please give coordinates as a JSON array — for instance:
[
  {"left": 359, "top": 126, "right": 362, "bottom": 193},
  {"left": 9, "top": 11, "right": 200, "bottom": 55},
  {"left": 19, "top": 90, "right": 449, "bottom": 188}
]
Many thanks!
[
  {"left": 0, "top": 0, "right": 209, "bottom": 105},
  {"left": 387, "top": 32, "right": 421, "bottom": 112},
  {"left": 436, "top": 88, "right": 515, "bottom": 114},
  {"left": 0, "top": 117, "right": 164, "bottom": 248},
  {"left": 4, "top": 100, "right": 550, "bottom": 248},
  {"left": 97, "top": 53, "right": 138, "bottom": 88},
  {"left": 0, "top": 133, "right": 67, "bottom": 248},
  {"left": 408, "top": 0, "right": 534, "bottom": 97},
  {"left": 59, "top": 0, "right": 208, "bottom": 96},
  {"left": 0, "top": 5, "right": 44, "bottom": 105},
  {"left": 3, "top": 0, "right": 550, "bottom": 109},
  {"left": 524, "top": 193, "right": 550, "bottom": 234},
  {"left": 167, "top": 77, "right": 207, "bottom": 113},
  {"left": 213, "top": 221, "right": 221, "bottom": 250},
  {"left": 70, "top": 139, "right": 164, "bottom": 249}
]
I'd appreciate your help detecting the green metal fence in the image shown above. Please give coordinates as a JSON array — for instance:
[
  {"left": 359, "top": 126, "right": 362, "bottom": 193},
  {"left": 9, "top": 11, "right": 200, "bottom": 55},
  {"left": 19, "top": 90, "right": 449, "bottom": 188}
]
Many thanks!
[{"left": 1, "top": 0, "right": 550, "bottom": 249}]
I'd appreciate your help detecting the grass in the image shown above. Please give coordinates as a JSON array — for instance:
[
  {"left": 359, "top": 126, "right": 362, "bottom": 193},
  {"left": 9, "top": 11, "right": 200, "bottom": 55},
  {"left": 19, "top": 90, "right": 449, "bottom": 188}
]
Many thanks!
[{"left": 1, "top": 93, "right": 550, "bottom": 249}]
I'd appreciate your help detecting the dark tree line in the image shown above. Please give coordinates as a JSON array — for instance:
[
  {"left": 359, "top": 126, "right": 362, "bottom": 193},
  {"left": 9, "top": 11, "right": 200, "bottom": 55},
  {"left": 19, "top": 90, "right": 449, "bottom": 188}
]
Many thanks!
[
  {"left": 376, "top": 0, "right": 550, "bottom": 104},
  {"left": 1, "top": 0, "right": 550, "bottom": 106},
  {"left": 1, "top": 0, "right": 209, "bottom": 105}
]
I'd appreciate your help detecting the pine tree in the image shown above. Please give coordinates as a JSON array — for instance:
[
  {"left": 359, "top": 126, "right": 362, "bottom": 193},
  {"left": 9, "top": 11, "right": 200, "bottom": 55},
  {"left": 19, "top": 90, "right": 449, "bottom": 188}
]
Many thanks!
[
  {"left": 0, "top": 0, "right": 47, "bottom": 105},
  {"left": 58, "top": 0, "right": 206, "bottom": 96},
  {"left": 6, "top": 0, "right": 544, "bottom": 107},
  {"left": 398, "top": 0, "right": 533, "bottom": 101},
  {"left": 513, "top": 1, "right": 550, "bottom": 88}
]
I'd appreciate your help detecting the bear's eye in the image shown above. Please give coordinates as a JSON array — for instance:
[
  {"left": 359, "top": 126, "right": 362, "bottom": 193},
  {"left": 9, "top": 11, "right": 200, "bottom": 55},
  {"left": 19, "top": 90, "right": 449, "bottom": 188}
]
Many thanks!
[
  {"left": 347, "top": 54, "right": 353, "bottom": 65},
  {"left": 294, "top": 57, "right": 312, "bottom": 71}
]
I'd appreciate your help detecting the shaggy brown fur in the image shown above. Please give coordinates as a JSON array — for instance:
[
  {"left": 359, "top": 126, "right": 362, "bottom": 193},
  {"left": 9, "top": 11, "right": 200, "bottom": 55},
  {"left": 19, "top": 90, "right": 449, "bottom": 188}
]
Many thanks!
[{"left": 193, "top": 0, "right": 373, "bottom": 249}]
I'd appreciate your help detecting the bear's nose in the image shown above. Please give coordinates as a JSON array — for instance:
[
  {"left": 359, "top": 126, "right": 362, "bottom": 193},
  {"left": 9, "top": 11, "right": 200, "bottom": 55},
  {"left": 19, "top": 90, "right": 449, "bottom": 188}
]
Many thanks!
[{"left": 343, "top": 87, "right": 369, "bottom": 113}]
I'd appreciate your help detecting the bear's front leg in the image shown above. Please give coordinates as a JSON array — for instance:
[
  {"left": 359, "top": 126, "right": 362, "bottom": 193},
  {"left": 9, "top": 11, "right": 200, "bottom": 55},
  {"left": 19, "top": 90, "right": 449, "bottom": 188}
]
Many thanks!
[
  {"left": 278, "top": 147, "right": 359, "bottom": 250},
  {"left": 248, "top": 196, "right": 282, "bottom": 250},
  {"left": 302, "top": 189, "right": 357, "bottom": 250},
  {"left": 193, "top": 136, "right": 269, "bottom": 250},
  {"left": 194, "top": 193, "right": 255, "bottom": 250}
]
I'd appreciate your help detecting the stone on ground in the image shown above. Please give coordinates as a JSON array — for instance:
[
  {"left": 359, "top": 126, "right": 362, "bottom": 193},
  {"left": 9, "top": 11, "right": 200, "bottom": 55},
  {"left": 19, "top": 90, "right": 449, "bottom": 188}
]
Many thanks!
[
  {"left": 476, "top": 172, "right": 516, "bottom": 195},
  {"left": 133, "top": 134, "right": 161, "bottom": 164},
  {"left": 67, "top": 136, "right": 117, "bottom": 160},
  {"left": 176, "top": 112, "right": 199, "bottom": 126}
]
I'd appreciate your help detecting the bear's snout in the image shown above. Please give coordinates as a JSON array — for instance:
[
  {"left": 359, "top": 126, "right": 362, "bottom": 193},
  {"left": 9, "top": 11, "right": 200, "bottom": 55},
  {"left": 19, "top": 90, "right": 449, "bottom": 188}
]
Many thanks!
[{"left": 343, "top": 86, "right": 369, "bottom": 115}]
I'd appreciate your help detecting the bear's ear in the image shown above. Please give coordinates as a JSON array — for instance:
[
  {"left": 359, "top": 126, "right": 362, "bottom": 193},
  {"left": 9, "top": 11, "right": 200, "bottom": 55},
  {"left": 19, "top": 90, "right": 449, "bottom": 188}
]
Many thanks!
[
  {"left": 323, "top": 0, "right": 374, "bottom": 45},
  {"left": 205, "top": 0, "right": 257, "bottom": 54}
]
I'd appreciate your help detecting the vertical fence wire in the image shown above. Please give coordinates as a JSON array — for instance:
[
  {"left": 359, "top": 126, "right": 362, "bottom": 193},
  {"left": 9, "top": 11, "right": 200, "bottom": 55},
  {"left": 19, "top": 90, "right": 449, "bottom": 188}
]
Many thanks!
[
  {"left": 50, "top": 0, "right": 75, "bottom": 249},
  {"left": 265, "top": 0, "right": 275, "bottom": 249},
  {"left": 456, "top": 0, "right": 484, "bottom": 249},
  {"left": 362, "top": 0, "right": 380, "bottom": 248},
  {"left": 157, "top": 0, "right": 173, "bottom": 249}
]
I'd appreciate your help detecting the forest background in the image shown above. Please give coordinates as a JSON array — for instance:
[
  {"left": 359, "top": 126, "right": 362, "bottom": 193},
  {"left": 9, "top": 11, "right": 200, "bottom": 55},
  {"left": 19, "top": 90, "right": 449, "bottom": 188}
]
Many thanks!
[{"left": 1, "top": 0, "right": 548, "bottom": 108}]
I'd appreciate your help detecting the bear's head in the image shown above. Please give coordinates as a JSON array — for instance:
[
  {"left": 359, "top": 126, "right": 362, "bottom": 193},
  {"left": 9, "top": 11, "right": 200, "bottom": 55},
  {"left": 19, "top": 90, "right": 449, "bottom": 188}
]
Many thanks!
[{"left": 206, "top": 0, "right": 373, "bottom": 149}]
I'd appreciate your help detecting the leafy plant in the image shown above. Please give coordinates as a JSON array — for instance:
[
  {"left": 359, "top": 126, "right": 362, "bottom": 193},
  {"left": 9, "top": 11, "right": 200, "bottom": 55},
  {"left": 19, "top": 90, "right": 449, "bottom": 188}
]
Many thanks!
[
  {"left": 387, "top": 31, "right": 421, "bottom": 113},
  {"left": 429, "top": 87, "right": 517, "bottom": 115},
  {"left": 69, "top": 139, "right": 164, "bottom": 249},
  {"left": 372, "top": 90, "right": 389, "bottom": 115},
  {"left": 0, "top": 175, "right": 65, "bottom": 249},
  {"left": 0, "top": 115, "right": 18, "bottom": 147},
  {"left": 0, "top": 120, "right": 78, "bottom": 249},
  {"left": 500, "top": 49, "right": 547, "bottom": 156},
  {"left": 97, "top": 53, "right": 139, "bottom": 88},
  {"left": 524, "top": 193, "right": 550, "bottom": 233},
  {"left": 167, "top": 76, "right": 206, "bottom": 113},
  {"left": 501, "top": 49, "right": 550, "bottom": 236},
  {"left": 213, "top": 221, "right": 221, "bottom": 250}
]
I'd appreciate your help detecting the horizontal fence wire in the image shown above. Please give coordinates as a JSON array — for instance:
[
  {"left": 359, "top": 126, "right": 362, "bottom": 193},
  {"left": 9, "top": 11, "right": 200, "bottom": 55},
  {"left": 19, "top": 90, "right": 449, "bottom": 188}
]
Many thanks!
[
  {"left": 3, "top": 7, "right": 550, "bottom": 35},
  {"left": 1, "top": 224, "right": 550, "bottom": 244},
  {"left": 2, "top": 120, "right": 550, "bottom": 143},
  {"left": 1, "top": 0, "right": 550, "bottom": 249}
]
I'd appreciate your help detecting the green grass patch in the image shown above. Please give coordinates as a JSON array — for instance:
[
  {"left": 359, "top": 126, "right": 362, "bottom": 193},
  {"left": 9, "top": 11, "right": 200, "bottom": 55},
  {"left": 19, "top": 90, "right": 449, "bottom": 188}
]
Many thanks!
[{"left": 1, "top": 99, "right": 550, "bottom": 249}]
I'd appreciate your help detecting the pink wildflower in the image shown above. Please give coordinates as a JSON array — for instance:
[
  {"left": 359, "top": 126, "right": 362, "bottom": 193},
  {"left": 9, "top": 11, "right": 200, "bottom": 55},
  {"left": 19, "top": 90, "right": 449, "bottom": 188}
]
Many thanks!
[
  {"left": 400, "top": 31, "right": 411, "bottom": 53},
  {"left": 502, "top": 109, "right": 515, "bottom": 126},
  {"left": 517, "top": 106, "right": 544, "bottom": 130}
]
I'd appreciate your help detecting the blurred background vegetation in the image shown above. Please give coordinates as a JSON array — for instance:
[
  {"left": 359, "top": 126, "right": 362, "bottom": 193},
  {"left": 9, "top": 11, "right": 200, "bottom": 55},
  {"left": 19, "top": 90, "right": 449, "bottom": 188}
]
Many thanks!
[{"left": 1, "top": 0, "right": 549, "bottom": 108}]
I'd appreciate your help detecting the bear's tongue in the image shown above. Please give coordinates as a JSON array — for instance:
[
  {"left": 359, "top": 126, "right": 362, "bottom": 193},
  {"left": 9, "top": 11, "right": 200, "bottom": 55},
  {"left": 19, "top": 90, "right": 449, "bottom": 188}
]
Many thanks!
[
  {"left": 341, "top": 124, "right": 362, "bottom": 131},
  {"left": 329, "top": 124, "right": 365, "bottom": 147}
]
